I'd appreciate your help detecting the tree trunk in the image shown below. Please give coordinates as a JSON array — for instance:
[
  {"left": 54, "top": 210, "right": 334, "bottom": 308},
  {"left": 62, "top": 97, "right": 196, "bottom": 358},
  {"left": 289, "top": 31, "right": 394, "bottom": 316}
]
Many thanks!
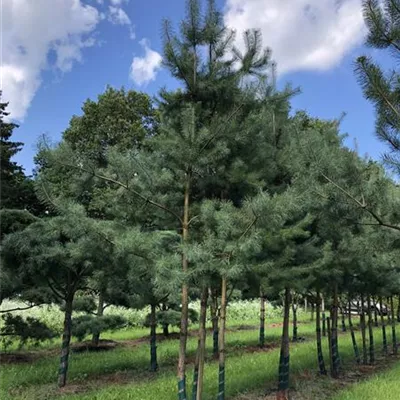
[
  {"left": 330, "top": 285, "right": 340, "bottom": 378},
  {"left": 276, "top": 288, "right": 290, "bottom": 400},
  {"left": 327, "top": 317, "right": 332, "bottom": 373},
  {"left": 163, "top": 324, "right": 170, "bottom": 337},
  {"left": 162, "top": 303, "right": 169, "bottom": 337},
  {"left": 316, "top": 290, "right": 327, "bottom": 375},
  {"left": 217, "top": 276, "right": 227, "bottom": 400},
  {"left": 311, "top": 302, "right": 315, "bottom": 322},
  {"left": 209, "top": 287, "right": 219, "bottom": 357},
  {"left": 304, "top": 298, "right": 308, "bottom": 314},
  {"left": 367, "top": 295, "right": 375, "bottom": 364},
  {"left": 150, "top": 303, "right": 158, "bottom": 372},
  {"left": 373, "top": 297, "right": 379, "bottom": 327},
  {"left": 58, "top": 295, "right": 74, "bottom": 388},
  {"left": 348, "top": 299, "right": 360, "bottom": 364},
  {"left": 193, "top": 287, "right": 208, "bottom": 400},
  {"left": 360, "top": 295, "right": 368, "bottom": 365},
  {"left": 177, "top": 173, "right": 191, "bottom": 400},
  {"left": 390, "top": 296, "right": 397, "bottom": 355},
  {"left": 387, "top": 297, "right": 391, "bottom": 324},
  {"left": 259, "top": 289, "right": 265, "bottom": 348},
  {"left": 340, "top": 306, "right": 346, "bottom": 332},
  {"left": 91, "top": 291, "right": 104, "bottom": 346},
  {"left": 379, "top": 297, "right": 387, "bottom": 355},
  {"left": 322, "top": 295, "right": 326, "bottom": 337},
  {"left": 292, "top": 300, "right": 298, "bottom": 342},
  {"left": 397, "top": 295, "right": 400, "bottom": 323}
]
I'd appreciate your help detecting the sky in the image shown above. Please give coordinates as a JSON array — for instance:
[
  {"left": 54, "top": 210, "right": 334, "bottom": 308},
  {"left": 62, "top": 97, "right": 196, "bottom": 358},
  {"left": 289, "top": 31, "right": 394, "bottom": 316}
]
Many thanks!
[{"left": 1, "top": 0, "right": 392, "bottom": 175}]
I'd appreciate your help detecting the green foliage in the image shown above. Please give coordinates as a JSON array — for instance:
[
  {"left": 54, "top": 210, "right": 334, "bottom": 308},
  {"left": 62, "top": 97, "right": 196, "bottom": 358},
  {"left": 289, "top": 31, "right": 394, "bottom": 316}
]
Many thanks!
[
  {"left": 72, "top": 315, "right": 127, "bottom": 342},
  {"left": 0, "top": 313, "right": 55, "bottom": 350},
  {"left": 356, "top": 0, "right": 400, "bottom": 174}
]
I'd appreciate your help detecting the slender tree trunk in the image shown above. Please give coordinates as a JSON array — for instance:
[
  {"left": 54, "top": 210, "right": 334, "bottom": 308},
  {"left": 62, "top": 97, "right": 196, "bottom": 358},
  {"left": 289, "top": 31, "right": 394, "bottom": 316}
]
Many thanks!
[
  {"left": 348, "top": 299, "right": 360, "bottom": 364},
  {"left": 360, "top": 295, "right": 368, "bottom": 365},
  {"left": 192, "top": 340, "right": 200, "bottom": 400},
  {"left": 292, "top": 300, "right": 298, "bottom": 342},
  {"left": 330, "top": 284, "right": 340, "bottom": 378},
  {"left": 373, "top": 297, "right": 379, "bottom": 327},
  {"left": 340, "top": 306, "right": 346, "bottom": 332},
  {"left": 322, "top": 296, "right": 326, "bottom": 337},
  {"left": 162, "top": 303, "right": 169, "bottom": 337},
  {"left": 91, "top": 291, "right": 104, "bottom": 346},
  {"left": 163, "top": 324, "right": 170, "bottom": 337},
  {"left": 149, "top": 303, "right": 158, "bottom": 372},
  {"left": 327, "top": 317, "right": 333, "bottom": 373},
  {"left": 217, "top": 276, "right": 227, "bottom": 400},
  {"left": 304, "top": 298, "right": 308, "bottom": 314},
  {"left": 316, "top": 290, "right": 327, "bottom": 375},
  {"left": 178, "top": 173, "right": 191, "bottom": 400},
  {"left": 311, "top": 302, "right": 315, "bottom": 322},
  {"left": 194, "top": 287, "right": 208, "bottom": 400},
  {"left": 367, "top": 295, "right": 375, "bottom": 364},
  {"left": 209, "top": 287, "right": 219, "bottom": 357},
  {"left": 259, "top": 289, "right": 266, "bottom": 348},
  {"left": 397, "top": 295, "right": 400, "bottom": 323},
  {"left": 379, "top": 297, "right": 387, "bottom": 355},
  {"left": 390, "top": 296, "right": 397, "bottom": 355},
  {"left": 276, "top": 288, "right": 290, "bottom": 400},
  {"left": 387, "top": 297, "right": 391, "bottom": 324},
  {"left": 58, "top": 295, "right": 74, "bottom": 388}
]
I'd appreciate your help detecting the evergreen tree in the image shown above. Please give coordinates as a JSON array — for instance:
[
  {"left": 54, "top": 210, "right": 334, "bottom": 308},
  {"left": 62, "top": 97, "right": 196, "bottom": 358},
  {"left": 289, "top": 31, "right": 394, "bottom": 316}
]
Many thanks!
[
  {"left": 1, "top": 206, "right": 116, "bottom": 387},
  {"left": 356, "top": 0, "right": 400, "bottom": 174}
]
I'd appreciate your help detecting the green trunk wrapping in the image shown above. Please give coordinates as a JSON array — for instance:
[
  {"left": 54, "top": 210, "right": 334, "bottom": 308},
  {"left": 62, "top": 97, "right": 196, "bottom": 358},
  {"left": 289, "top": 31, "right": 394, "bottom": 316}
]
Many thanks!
[
  {"left": 341, "top": 311, "right": 346, "bottom": 332},
  {"left": 367, "top": 296, "right": 375, "bottom": 364},
  {"left": 293, "top": 326, "right": 298, "bottom": 342},
  {"left": 259, "top": 326, "right": 265, "bottom": 347},
  {"left": 191, "top": 367, "right": 198, "bottom": 400},
  {"left": 278, "top": 354, "right": 290, "bottom": 390},
  {"left": 332, "top": 336, "right": 340, "bottom": 374},
  {"left": 150, "top": 305, "right": 158, "bottom": 372},
  {"left": 322, "top": 313, "right": 326, "bottom": 337},
  {"left": 390, "top": 297, "right": 397, "bottom": 355},
  {"left": 217, "top": 365, "right": 225, "bottom": 400},
  {"left": 382, "top": 322, "right": 388, "bottom": 355},
  {"left": 316, "top": 327, "right": 327, "bottom": 375},
  {"left": 213, "top": 329, "right": 219, "bottom": 356},
  {"left": 150, "top": 334, "right": 157, "bottom": 372},
  {"left": 178, "top": 377, "right": 186, "bottom": 400},
  {"left": 349, "top": 320, "right": 360, "bottom": 364},
  {"left": 392, "top": 321, "right": 397, "bottom": 355}
]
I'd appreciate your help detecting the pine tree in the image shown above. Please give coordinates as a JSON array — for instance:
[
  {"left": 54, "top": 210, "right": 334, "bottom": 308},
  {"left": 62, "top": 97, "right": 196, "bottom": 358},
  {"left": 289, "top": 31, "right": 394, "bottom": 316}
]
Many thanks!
[
  {"left": 1, "top": 207, "right": 115, "bottom": 387},
  {"left": 356, "top": 0, "right": 400, "bottom": 174}
]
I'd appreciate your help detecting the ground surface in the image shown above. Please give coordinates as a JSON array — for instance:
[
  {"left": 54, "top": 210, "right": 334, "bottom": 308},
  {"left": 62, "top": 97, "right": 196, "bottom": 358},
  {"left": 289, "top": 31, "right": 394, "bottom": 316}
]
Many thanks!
[{"left": 1, "top": 309, "right": 399, "bottom": 400}]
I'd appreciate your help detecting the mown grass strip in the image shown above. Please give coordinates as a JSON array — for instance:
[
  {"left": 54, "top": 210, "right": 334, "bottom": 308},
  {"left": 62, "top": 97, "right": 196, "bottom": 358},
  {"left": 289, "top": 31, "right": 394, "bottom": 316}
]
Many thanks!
[{"left": 2, "top": 325, "right": 385, "bottom": 400}]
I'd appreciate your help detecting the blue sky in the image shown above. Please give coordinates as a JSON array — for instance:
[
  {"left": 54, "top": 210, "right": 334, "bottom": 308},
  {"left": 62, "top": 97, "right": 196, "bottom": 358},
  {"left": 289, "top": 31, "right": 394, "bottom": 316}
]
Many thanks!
[{"left": 3, "top": 0, "right": 390, "bottom": 175}]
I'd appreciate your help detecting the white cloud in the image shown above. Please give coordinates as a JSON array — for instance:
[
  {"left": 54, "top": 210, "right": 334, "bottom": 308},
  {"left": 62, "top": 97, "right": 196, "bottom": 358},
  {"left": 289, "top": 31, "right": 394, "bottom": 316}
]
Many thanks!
[
  {"left": 224, "top": 0, "right": 366, "bottom": 75},
  {"left": 129, "top": 39, "right": 162, "bottom": 86},
  {"left": 107, "top": 5, "right": 135, "bottom": 39},
  {"left": 1, "top": 0, "right": 100, "bottom": 121},
  {"left": 108, "top": 6, "right": 131, "bottom": 25}
]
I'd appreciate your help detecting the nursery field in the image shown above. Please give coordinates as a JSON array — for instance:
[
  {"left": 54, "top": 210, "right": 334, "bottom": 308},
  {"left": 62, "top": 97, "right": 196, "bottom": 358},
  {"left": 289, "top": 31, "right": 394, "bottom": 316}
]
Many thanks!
[
  {"left": 1, "top": 302, "right": 399, "bottom": 400},
  {"left": 2, "top": 0, "right": 400, "bottom": 400}
]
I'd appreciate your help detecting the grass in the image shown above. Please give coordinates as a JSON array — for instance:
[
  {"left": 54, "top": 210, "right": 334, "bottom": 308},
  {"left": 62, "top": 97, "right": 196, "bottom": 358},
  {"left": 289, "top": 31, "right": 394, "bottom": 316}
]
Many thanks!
[
  {"left": 1, "top": 321, "right": 391, "bottom": 400},
  {"left": 331, "top": 360, "right": 400, "bottom": 400}
]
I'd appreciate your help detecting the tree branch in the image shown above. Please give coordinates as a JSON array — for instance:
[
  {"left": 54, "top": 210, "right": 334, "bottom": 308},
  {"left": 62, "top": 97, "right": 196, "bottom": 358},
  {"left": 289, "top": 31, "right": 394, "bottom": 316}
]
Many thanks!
[
  {"left": 321, "top": 172, "right": 400, "bottom": 231},
  {"left": 0, "top": 304, "right": 40, "bottom": 313}
]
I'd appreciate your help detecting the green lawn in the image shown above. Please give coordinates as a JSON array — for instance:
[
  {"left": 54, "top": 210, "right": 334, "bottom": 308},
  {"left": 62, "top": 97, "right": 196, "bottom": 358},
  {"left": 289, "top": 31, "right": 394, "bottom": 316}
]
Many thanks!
[
  {"left": 331, "top": 360, "right": 400, "bottom": 400},
  {"left": 1, "top": 321, "right": 390, "bottom": 400}
]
